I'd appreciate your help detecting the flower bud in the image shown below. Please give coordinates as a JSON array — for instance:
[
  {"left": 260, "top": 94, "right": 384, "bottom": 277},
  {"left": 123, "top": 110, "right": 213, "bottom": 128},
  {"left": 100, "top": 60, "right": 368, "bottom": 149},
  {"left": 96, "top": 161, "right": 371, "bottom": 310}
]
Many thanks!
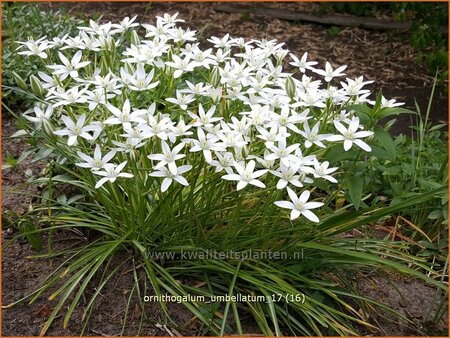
[
  {"left": 42, "top": 119, "right": 54, "bottom": 135},
  {"left": 125, "top": 62, "right": 135, "bottom": 74},
  {"left": 285, "top": 76, "right": 296, "bottom": 99},
  {"left": 130, "top": 30, "right": 140, "bottom": 45},
  {"left": 100, "top": 56, "right": 109, "bottom": 76},
  {"left": 209, "top": 66, "right": 220, "bottom": 87},
  {"left": 30, "top": 75, "right": 45, "bottom": 97},
  {"left": 109, "top": 36, "right": 116, "bottom": 51},
  {"left": 12, "top": 71, "right": 28, "bottom": 91}
]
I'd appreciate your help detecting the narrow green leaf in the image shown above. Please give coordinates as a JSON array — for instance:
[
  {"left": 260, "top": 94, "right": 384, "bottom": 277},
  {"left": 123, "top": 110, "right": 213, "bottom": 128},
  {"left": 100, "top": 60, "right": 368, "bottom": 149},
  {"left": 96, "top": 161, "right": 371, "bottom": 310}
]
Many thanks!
[
  {"left": 20, "top": 219, "right": 42, "bottom": 251},
  {"left": 296, "top": 242, "right": 446, "bottom": 291},
  {"left": 346, "top": 175, "right": 364, "bottom": 210},
  {"left": 377, "top": 107, "right": 416, "bottom": 119},
  {"left": 31, "top": 147, "right": 53, "bottom": 162}
]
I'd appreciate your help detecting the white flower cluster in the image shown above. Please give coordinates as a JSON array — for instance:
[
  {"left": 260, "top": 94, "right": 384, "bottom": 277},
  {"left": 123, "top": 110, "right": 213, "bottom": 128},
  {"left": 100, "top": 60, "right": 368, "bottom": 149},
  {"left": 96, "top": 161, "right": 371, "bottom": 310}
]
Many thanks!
[{"left": 18, "top": 13, "right": 402, "bottom": 223}]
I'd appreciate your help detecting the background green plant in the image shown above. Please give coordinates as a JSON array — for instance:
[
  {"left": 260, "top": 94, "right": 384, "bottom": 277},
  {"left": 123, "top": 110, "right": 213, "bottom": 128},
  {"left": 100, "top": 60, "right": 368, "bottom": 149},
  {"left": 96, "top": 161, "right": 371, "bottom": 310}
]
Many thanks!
[
  {"left": 321, "top": 2, "right": 448, "bottom": 85},
  {"left": 322, "top": 89, "right": 448, "bottom": 279},
  {"left": 2, "top": 3, "right": 85, "bottom": 111}
]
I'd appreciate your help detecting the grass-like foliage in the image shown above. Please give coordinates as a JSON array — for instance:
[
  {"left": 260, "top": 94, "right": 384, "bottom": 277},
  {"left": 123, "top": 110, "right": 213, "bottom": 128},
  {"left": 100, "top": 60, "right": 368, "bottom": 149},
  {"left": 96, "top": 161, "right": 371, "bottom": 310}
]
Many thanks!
[{"left": 5, "top": 13, "right": 447, "bottom": 336}]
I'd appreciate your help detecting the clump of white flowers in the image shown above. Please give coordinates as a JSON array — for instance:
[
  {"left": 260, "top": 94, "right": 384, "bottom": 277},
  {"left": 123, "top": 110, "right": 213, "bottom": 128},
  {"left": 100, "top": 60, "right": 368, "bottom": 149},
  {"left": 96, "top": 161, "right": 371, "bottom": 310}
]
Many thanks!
[{"left": 18, "top": 13, "right": 402, "bottom": 223}]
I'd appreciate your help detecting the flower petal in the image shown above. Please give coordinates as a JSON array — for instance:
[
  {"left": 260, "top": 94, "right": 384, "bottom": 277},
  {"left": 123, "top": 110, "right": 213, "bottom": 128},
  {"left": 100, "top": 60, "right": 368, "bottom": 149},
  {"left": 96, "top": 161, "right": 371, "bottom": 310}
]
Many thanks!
[
  {"left": 161, "top": 177, "right": 173, "bottom": 192},
  {"left": 290, "top": 209, "right": 301, "bottom": 220},
  {"left": 287, "top": 187, "right": 299, "bottom": 204},
  {"left": 343, "top": 140, "right": 353, "bottom": 151},
  {"left": 353, "top": 139, "right": 372, "bottom": 152},
  {"left": 222, "top": 174, "right": 241, "bottom": 181},
  {"left": 275, "top": 200, "right": 295, "bottom": 209},
  {"left": 302, "top": 209, "right": 320, "bottom": 223},
  {"left": 236, "top": 181, "right": 248, "bottom": 191},
  {"left": 174, "top": 175, "right": 189, "bottom": 186},
  {"left": 299, "top": 190, "right": 310, "bottom": 203},
  {"left": 249, "top": 179, "right": 265, "bottom": 189},
  {"left": 304, "top": 201, "right": 324, "bottom": 209},
  {"left": 95, "top": 177, "right": 109, "bottom": 189},
  {"left": 334, "top": 120, "right": 348, "bottom": 135}
]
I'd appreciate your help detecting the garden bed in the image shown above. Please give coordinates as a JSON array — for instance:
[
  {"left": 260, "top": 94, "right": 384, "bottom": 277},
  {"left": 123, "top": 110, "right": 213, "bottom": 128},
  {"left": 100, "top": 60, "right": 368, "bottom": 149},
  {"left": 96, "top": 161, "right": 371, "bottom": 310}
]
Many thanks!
[
  {"left": 44, "top": 1, "right": 448, "bottom": 134},
  {"left": 2, "top": 226, "right": 448, "bottom": 336},
  {"left": 2, "top": 2, "right": 448, "bottom": 336},
  {"left": 2, "top": 224, "right": 448, "bottom": 336}
]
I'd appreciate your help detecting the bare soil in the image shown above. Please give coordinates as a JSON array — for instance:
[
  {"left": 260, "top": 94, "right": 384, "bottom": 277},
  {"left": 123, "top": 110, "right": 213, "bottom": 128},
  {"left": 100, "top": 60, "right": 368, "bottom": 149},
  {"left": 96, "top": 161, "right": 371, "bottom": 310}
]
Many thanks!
[
  {"left": 1, "top": 118, "right": 43, "bottom": 213},
  {"left": 355, "top": 271, "right": 448, "bottom": 336},
  {"left": 2, "top": 2, "right": 448, "bottom": 336}
]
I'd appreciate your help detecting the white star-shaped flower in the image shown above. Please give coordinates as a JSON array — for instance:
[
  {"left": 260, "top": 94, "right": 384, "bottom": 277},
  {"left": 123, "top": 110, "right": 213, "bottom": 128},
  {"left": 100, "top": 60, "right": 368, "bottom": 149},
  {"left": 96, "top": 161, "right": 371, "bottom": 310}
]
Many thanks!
[
  {"left": 313, "top": 61, "right": 347, "bottom": 82},
  {"left": 149, "top": 165, "right": 192, "bottom": 192},
  {"left": 147, "top": 141, "right": 186, "bottom": 175},
  {"left": 54, "top": 114, "right": 99, "bottom": 146},
  {"left": 93, "top": 161, "right": 134, "bottom": 189},
  {"left": 76, "top": 144, "right": 116, "bottom": 171},
  {"left": 302, "top": 160, "right": 338, "bottom": 183},
  {"left": 47, "top": 50, "right": 90, "bottom": 80},
  {"left": 189, "top": 128, "right": 226, "bottom": 163},
  {"left": 327, "top": 117, "right": 373, "bottom": 152},
  {"left": 222, "top": 160, "right": 268, "bottom": 191},
  {"left": 299, "top": 120, "right": 331, "bottom": 148},
  {"left": 104, "top": 99, "right": 145, "bottom": 129},
  {"left": 289, "top": 52, "right": 318, "bottom": 73},
  {"left": 275, "top": 187, "right": 323, "bottom": 222}
]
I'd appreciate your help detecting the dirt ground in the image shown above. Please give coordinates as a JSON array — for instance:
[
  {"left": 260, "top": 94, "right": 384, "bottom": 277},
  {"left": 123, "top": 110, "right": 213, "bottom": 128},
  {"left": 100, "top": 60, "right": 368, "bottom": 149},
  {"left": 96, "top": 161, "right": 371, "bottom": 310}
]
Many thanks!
[{"left": 2, "top": 2, "right": 448, "bottom": 336}]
